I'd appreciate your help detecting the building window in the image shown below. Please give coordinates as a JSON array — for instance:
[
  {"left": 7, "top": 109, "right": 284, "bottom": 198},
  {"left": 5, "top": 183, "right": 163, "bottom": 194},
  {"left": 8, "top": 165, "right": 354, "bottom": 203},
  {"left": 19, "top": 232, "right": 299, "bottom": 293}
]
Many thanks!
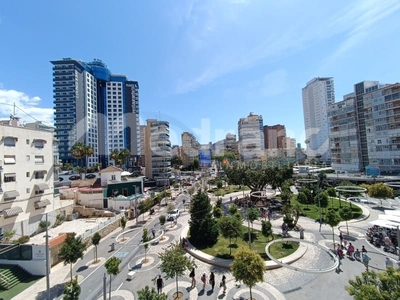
[
  {"left": 34, "top": 140, "right": 45, "bottom": 149},
  {"left": 3, "top": 137, "right": 17, "bottom": 147},
  {"left": 4, "top": 173, "right": 16, "bottom": 182},
  {"left": 4, "top": 156, "right": 16, "bottom": 164},
  {"left": 26, "top": 139, "right": 30, "bottom": 144},
  {"left": 26, "top": 188, "right": 30, "bottom": 193},
  {"left": 35, "top": 156, "right": 44, "bottom": 164},
  {"left": 26, "top": 172, "right": 30, "bottom": 177},
  {"left": 122, "top": 188, "right": 128, "bottom": 197},
  {"left": 27, "top": 155, "right": 30, "bottom": 161},
  {"left": 35, "top": 171, "right": 45, "bottom": 179},
  {"left": 111, "top": 175, "right": 116, "bottom": 180}
]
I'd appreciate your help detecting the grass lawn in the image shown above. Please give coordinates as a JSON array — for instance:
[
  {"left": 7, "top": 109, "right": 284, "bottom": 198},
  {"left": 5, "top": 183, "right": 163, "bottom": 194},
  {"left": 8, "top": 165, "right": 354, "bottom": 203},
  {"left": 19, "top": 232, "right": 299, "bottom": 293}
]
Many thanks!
[
  {"left": 290, "top": 197, "right": 363, "bottom": 222},
  {"left": 0, "top": 276, "right": 42, "bottom": 299},
  {"left": 190, "top": 225, "right": 298, "bottom": 260},
  {"left": 210, "top": 185, "right": 250, "bottom": 197}
]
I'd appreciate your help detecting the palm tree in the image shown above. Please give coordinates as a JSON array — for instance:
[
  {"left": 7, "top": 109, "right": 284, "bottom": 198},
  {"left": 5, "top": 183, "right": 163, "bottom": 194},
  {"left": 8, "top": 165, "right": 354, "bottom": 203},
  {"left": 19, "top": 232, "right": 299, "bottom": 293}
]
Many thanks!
[
  {"left": 83, "top": 144, "right": 94, "bottom": 167},
  {"left": 71, "top": 142, "right": 85, "bottom": 167},
  {"left": 109, "top": 148, "right": 131, "bottom": 169}
]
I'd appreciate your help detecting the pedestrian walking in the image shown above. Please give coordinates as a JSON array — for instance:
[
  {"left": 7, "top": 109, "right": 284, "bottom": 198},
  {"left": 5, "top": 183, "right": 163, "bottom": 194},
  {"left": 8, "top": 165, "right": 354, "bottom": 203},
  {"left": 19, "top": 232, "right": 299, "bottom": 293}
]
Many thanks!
[
  {"left": 339, "top": 232, "right": 343, "bottom": 245},
  {"left": 201, "top": 273, "right": 207, "bottom": 290},
  {"left": 354, "top": 248, "right": 361, "bottom": 261},
  {"left": 362, "top": 253, "right": 371, "bottom": 271},
  {"left": 152, "top": 228, "right": 156, "bottom": 239},
  {"left": 385, "top": 256, "right": 394, "bottom": 269},
  {"left": 189, "top": 268, "right": 196, "bottom": 288},
  {"left": 336, "top": 256, "right": 342, "bottom": 272},
  {"left": 209, "top": 272, "right": 215, "bottom": 290},
  {"left": 347, "top": 243, "right": 355, "bottom": 258},
  {"left": 361, "top": 245, "right": 367, "bottom": 253},
  {"left": 221, "top": 275, "right": 227, "bottom": 294},
  {"left": 156, "top": 275, "right": 164, "bottom": 294}
]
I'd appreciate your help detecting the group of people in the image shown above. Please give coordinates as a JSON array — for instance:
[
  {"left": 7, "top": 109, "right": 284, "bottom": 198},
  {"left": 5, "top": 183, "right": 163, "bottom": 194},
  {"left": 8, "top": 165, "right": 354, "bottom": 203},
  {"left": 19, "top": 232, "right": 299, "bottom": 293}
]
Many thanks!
[
  {"left": 190, "top": 268, "right": 227, "bottom": 294},
  {"left": 337, "top": 232, "right": 371, "bottom": 272},
  {"left": 367, "top": 225, "right": 398, "bottom": 253}
]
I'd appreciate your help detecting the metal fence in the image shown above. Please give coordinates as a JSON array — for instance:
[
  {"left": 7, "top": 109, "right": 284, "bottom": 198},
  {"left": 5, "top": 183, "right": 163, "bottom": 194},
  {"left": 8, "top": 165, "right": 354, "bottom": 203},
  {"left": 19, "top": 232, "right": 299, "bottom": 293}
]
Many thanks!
[{"left": 78, "top": 213, "right": 123, "bottom": 240}]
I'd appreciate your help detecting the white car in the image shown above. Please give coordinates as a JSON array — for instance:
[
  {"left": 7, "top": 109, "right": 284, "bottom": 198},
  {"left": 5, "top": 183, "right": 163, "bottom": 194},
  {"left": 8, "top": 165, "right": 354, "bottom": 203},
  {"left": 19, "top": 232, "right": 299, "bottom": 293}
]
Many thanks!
[{"left": 167, "top": 209, "right": 180, "bottom": 221}]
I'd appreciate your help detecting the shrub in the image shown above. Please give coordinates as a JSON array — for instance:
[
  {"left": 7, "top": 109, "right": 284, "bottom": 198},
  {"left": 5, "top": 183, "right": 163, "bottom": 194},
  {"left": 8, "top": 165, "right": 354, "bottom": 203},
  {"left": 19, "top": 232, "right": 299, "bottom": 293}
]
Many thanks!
[{"left": 39, "top": 221, "right": 51, "bottom": 229}]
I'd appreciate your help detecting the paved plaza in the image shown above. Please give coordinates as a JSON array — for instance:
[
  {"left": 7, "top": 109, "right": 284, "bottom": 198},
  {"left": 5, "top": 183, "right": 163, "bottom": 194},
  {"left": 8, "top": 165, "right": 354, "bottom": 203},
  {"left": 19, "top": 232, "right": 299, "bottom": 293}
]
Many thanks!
[{"left": 12, "top": 191, "right": 398, "bottom": 300}]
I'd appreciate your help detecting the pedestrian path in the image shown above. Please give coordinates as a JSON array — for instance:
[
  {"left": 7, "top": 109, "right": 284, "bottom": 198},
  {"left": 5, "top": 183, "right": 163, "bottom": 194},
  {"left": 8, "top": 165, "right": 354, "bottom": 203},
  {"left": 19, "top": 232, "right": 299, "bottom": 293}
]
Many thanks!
[{"left": 13, "top": 189, "right": 391, "bottom": 300}]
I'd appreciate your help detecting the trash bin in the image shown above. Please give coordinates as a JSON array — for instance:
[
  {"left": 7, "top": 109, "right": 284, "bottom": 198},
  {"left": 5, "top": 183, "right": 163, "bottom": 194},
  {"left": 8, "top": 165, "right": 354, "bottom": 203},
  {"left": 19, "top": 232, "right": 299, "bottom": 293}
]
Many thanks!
[
  {"left": 300, "top": 229, "right": 304, "bottom": 240},
  {"left": 110, "top": 243, "right": 115, "bottom": 251}
]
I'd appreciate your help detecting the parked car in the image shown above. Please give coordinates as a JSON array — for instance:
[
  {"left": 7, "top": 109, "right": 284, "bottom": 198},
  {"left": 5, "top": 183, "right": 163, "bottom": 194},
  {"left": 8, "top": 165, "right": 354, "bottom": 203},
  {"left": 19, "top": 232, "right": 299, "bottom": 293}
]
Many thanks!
[
  {"left": 85, "top": 173, "right": 96, "bottom": 179},
  {"left": 167, "top": 209, "right": 180, "bottom": 221},
  {"left": 69, "top": 175, "right": 81, "bottom": 181}
]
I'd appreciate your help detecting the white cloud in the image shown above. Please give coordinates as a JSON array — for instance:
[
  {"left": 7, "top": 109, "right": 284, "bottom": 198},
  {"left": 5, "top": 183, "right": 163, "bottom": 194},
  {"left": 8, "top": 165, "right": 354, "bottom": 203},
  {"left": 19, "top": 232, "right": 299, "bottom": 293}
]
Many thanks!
[
  {"left": 171, "top": 0, "right": 400, "bottom": 94},
  {"left": 0, "top": 88, "right": 54, "bottom": 125},
  {"left": 317, "top": 0, "right": 400, "bottom": 73}
]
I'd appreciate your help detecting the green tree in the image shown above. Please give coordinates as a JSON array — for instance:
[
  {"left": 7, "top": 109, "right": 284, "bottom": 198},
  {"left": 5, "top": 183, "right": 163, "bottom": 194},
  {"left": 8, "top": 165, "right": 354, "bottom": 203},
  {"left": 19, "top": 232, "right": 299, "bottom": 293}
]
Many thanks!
[
  {"left": 105, "top": 257, "right": 121, "bottom": 300},
  {"left": 326, "top": 187, "right": 337, "bottom": 198},
  {"left": 189, "top": 190, "right": 219, "bottom": 247},
  {"left": 142, "top": 228, "right": 151, "bottom": 262},
  {"left": 213, "top": 206, "right": 223, "bottom": 218},
  {"left": 63, "top": 275, "right": 81, "bottom": 300},
  {"left": 325, "top": 209, "right": 341, "bottom": 245},
  {"left": 340, "top": 206, "right": 353, "bottom": 235},
  {"left": 367, "top": 182, "right": 394, "bottom": 206},
  {"left": 170, "top": 155, "right": 183, "bottom": 169},
  {"left": 231, "top": 247, "right": 265, "bottom": 300},
  {"left": 158, "top": 242, "right": 196, "bottom": 297},
  {"left": 120, "top": 216, "right": 127, "bottom": 241},
  {"left": 2, "top": 229, "right": 16, "bottom": 244},
  {"left": 91, "top": 232, "right": 101, "bottom": 263},
  {"left": 246, "top": 208, "right": 261, "bottom": 231},
  {"left": 314, "top": 191, "right": 329, "bottom": 223},
  {"left": 137, "top": 285, "right": 168, "bottom": 300},
  {"left": 345, "top": 267, "right": 400, "bottom": 300},
  {"left": 58, "top": 233, "right": 86, "bottom": 282},
  {"left": 229, "top": 204, "right": 239, "bottom": 215},
  {"left": 297, "top": 192, "right": 308, "bottom": 206},
  {"left": 223, "top": 161, "right": 293, "bottom": 196},
  {"left": 193, "top": 157, "right": 200, "bottom": 170},
  {"left": 261, "top": 220, "right": 273, "bottom": 241},
  {"left": 109, "top": 148, "right": 131, "bottom": 168},
  {"left": 159, "top": 215, "right": 166, "bottom": 226},
  {"left": 218, "top": 216, "right": 243, "bottom": 255},
  {"left": 70, "top": 142, "right": 85, "bottom": 167}
]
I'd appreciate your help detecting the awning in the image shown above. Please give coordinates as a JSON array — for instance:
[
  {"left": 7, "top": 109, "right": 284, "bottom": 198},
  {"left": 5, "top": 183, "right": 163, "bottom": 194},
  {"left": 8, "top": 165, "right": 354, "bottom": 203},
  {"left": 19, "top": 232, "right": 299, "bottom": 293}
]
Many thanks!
[
  {"left": 4, "top": 157, "right": 16, "bottom": 164},
  {"left": 34, "top": 170, "right": 48, "bottom": 173},
  {"left": 4, "top": 173, "right": 16, "bottom": 178},
  {"left": 2, "top": 206, "right": 23, "bottom": 218},
  {"left": 369, "top": 219, "right": 399, "bottom": 229},
  {"left": 4, "top": 190, "right": 20, "bottom": 200},
  {"left": 35, "top": 183, "right": 50, "bottom": 191},
  {"left": 34, "top": 199, "right": 51, "bottom": 209}
]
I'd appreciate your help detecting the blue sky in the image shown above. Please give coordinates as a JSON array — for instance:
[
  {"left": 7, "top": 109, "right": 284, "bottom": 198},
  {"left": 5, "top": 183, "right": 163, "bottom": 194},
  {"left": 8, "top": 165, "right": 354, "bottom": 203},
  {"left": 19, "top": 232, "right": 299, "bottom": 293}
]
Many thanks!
[{"left": 1, "top": 0, "right": 400, "bottom": 146}]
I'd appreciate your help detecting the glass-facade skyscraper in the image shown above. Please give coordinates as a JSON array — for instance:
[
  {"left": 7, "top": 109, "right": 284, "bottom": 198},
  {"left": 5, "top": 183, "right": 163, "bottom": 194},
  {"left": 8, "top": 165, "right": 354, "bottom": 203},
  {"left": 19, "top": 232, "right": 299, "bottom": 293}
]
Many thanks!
[{"left": 51, "top": 58, "right": 140, "bottom": 169}]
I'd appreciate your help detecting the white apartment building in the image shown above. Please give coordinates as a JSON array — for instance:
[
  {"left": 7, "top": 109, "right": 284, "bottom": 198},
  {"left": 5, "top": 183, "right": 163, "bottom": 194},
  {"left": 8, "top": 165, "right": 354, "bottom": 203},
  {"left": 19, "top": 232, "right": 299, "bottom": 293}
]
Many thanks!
[
  {"left": 238, "top": 113, "right": 265, "bottom": 162},
  {"left": 328, "top": 94, "right": 361, "bottom": 172},
  {"left": 355, "top": 81, "right": 400, "bottom": 174},
  {"left": 144, "top": 120, "right": 171, "bottom": 186},
  {"left": 302, "top": 77, "right": 335, "bottom": 163},
  {"left": 0, "top": 117, "right": 57, "bottom": 237}
]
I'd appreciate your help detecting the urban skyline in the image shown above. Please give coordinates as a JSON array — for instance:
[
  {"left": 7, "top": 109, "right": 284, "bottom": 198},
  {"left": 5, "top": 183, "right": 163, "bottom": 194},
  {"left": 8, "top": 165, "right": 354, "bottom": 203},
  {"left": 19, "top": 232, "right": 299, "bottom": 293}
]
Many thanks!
[{"left": 1, "top": 1, "right": 400, "bottom": 146}]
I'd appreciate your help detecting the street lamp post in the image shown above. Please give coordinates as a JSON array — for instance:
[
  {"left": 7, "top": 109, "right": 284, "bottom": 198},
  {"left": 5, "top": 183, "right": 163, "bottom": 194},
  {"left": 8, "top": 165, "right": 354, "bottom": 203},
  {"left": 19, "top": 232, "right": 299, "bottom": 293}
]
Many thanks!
[
  {"left": 45, "top": 213, "right": 50, "bottom": 299},
  {"left": 397, "top": 226, "right": 400, "bottom": 261},
  {"left": 242, "top": 178, "right": 252, "bottom": 249}
]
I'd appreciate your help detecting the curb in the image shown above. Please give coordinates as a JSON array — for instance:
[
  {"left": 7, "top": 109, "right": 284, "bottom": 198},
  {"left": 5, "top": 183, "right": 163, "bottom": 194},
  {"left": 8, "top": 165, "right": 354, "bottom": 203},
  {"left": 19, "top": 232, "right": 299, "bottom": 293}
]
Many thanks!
[{"left": 181, "top": 225, "right": 307, "bottom": 270}]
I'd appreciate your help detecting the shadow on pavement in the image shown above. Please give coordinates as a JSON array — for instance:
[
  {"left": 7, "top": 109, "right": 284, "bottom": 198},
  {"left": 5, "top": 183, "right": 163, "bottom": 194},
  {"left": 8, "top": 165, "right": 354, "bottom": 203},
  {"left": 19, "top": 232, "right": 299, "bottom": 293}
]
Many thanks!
[{"left": 35, "top": 282, "right": 65, "bottom": 300}]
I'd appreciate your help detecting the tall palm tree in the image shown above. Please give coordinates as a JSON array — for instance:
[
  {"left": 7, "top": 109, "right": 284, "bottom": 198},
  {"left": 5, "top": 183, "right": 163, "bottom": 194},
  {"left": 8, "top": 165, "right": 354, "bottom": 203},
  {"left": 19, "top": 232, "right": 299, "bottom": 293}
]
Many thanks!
[
  {"left": 109, "top": 148, "right": 131, "bottom": 169},
  {"left": 83, "top": 144, "right": 94, "bottom": 168},
  {"left": 71, "top": 142, "right": 85, "bottom": 167}
]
